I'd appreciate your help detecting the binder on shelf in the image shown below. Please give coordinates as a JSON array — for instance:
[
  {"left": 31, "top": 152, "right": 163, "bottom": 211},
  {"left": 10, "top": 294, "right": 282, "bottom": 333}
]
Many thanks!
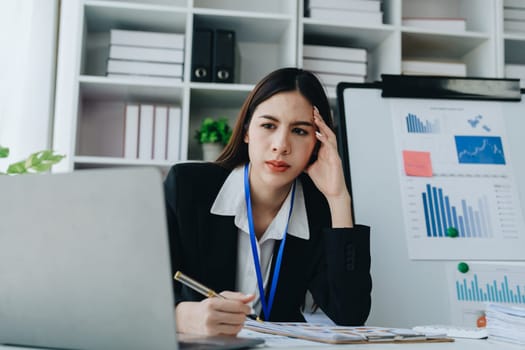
[
  {"left": 153, "top": 106, "right": 168, "bottom": 161},
  {"left": 138, "top": 104, "right": 154, "bottom": 160},
  {"left": 123, "top": 104, "right": 139, "bottom": 159},
  {"left": 191, "top": 28, "right": 213, "bottom": 82},
  {"left": 213, "top": 29, "right": 235, "bottom": 83},
  {"left": 167, "top": 106, "right": 182, "bottom": 161}
]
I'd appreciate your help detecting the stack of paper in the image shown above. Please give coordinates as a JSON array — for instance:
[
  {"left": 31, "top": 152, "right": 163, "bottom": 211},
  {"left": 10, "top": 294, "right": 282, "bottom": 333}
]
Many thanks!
[
  {"left": 486, "top": 303, "right": 525, "bottom": 345},
  {"left": 306, "top": 0, "right": 383, "bottom": 26},
  {"left": 402, "top": 59, "right": 466, "bottom": 77},
  {"left": 107, "top": 29, "right": 185, "bottom": 83},
  {"left": 505, "top": 64, "right": 525, "bottom": 88},
  {"left": 504, "top": 0, "right": 525, "bottom": 33},
  {"left": 123, "top": 103, "right": 182, "bottom": 162},
  {"left": 302, "top": 44, "right": 367, "bottom": 96},
  {"left": 402, "top": 17, "right": 466, "bottom": 32}
]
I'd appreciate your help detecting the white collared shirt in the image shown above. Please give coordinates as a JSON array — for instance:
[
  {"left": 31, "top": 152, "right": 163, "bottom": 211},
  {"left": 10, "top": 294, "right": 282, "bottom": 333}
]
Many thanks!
[{"left": 210, "top": 165, "right": 310, "bottom": 315}]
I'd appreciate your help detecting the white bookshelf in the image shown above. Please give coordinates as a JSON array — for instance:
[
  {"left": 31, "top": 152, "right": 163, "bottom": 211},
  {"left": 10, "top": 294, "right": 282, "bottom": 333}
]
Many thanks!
[{"left": 53, "top": 0, "right": 522, "bottom": 172}]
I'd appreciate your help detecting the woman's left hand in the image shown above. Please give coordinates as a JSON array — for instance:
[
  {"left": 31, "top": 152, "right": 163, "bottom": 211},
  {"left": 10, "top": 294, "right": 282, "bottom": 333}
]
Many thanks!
[
  {"left": 305, "top": 106, "right": 353, "bottom": 227},
  {"left": 305, "top": 106, "right": 348, "bottom": 201}
]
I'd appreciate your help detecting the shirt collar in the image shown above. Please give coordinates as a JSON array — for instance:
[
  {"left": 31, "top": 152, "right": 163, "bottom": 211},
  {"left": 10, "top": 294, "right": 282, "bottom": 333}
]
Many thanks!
[{"left": 210, "top": 165, "right": 310, "bottom": 240}]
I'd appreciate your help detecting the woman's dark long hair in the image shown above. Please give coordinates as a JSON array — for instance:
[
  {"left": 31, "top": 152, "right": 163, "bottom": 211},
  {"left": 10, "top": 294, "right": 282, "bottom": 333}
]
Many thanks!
[{"left": 215, "top": 67, "right": 333, "bottom": 170}]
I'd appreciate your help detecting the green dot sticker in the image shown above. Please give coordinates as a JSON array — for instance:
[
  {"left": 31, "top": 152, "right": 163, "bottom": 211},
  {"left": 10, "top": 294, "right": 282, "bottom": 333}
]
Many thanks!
[
  {"left": 446, "top": 227, "right": 459, "bottom": 238},
  {"left": 458, "top": 262, "right": 469, "bottom": 273}
]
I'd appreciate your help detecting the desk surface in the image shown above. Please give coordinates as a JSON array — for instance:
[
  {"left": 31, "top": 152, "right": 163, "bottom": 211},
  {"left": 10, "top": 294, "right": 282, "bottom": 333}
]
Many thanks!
[
  {"left": 270, "top": 339, "right": 524, "bottom": 350},
  {"left": 1, "top": 338, "right": 524, "bottom": 350}
]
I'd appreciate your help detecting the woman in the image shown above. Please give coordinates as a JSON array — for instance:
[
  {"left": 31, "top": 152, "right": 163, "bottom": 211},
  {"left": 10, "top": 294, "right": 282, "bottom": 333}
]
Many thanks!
[{"left": 164, "top": 67, "right": 371, "bottom": 336}]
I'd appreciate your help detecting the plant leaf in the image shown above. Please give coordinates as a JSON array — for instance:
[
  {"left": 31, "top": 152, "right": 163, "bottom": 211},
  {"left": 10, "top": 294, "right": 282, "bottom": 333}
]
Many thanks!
[
  {"left": 0, "top": 146, "right": 9, "bottom": 158},
  {"left": 26, "top": 151, "right": 65, "bottom": 173},
  {"left": 195, "top": 117, "right": 232, "bottom": 144},
  {"left": 49, "top": 154, "right": 66, "bottom": 162},
  {"left": 1, "top": 148, "right": 65, "bottom": 174},
  {"left": 32, "top": 163, "right": 54, "bottom": 172},
  {"left": 39, "top": 150, "right": 56, "bottom": 161},
  {"left": 25, "top": 153, "right": 37, "bottom": 168},
  {"left": 7, "top": 161, "right": 28, "bottom": 174}
]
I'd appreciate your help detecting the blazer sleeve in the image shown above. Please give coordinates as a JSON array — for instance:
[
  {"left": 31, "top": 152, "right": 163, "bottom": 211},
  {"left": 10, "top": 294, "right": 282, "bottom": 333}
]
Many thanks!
[
  {"left": 163, "top": 163, "right": 231, "bottom": 306},
  {"left": 164, "top": 163, "right": 208, "bottom": 305},
  {"left": 163, "top": 165, "right": 184, "bottom": 305},
  {"left": 308, "top": 225, "right": 372, "bottom": 326}
]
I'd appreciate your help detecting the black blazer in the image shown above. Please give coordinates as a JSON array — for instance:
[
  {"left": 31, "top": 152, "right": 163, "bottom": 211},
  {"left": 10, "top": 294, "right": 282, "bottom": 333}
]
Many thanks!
[{"left": 164, "top": 162, "right": 372, "bottom": 325}]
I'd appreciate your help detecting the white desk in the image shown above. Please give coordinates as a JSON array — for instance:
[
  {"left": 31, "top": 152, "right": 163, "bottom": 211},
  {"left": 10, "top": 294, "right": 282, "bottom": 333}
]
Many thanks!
[
  {"left": 1, "top": 339, "right": 524, "bottom": 350},
  {"left": 259, "top": 338, "right": 524, "bottom": 350}
]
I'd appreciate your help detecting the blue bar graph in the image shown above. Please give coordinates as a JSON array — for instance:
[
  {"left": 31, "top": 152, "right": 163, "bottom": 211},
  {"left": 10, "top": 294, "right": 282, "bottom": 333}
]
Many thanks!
[
  {"left": 406, "top": 113, "right": 440, "bottom": 133},
  {"left": 455, "top": 274, "right": 525, "bottom": 304},
  {"left": 421, "top": 184, "right": 491, "bottom": 238}
]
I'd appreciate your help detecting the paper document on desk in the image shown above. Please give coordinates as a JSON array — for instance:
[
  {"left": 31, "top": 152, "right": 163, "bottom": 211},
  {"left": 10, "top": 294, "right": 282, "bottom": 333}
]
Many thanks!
[
  {"left": 244, "top": 320, "right": 452, "bottom": 344},
  {"left": 238, "top": 328, "right": 321, "bottom": 347},
  {"left": 486, "top": 303, "right": 525, "bottom": 345}
]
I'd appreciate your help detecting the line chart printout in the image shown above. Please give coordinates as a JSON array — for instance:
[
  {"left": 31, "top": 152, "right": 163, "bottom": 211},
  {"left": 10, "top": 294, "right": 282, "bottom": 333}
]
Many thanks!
[{"left": 390, "top": 99, "right": 525, "bottom": 260}]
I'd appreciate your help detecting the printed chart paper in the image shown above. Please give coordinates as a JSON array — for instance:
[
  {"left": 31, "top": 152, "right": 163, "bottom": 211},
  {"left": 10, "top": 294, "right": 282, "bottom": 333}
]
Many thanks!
[
  {"left": 390, "top": 99, "right": 525, "bottom": 260},
  {"left": 447, "top": 262, "right": 525, "bottom": 326}
]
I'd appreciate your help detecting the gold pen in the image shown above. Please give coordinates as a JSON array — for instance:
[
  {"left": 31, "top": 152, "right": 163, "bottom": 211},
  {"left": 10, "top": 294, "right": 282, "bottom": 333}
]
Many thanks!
[{"left": 174, "top": 271, "right": 261, "bottom": 321}]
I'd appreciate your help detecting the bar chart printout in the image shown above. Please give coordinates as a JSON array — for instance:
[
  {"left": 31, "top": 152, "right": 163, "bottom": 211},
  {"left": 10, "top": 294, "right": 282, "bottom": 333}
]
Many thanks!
[
  {"left": 448, "top": 263, "right": 525, "bottom": 326},
  {"left": 406, "top": 113, "right": 440, "bottom": 133},
  {"left": 456, "top": 274, "right": 525, "bottom": 304},
  {"left": 422, "top": 183, "right": 491, "bottom": 238},
  {"left": 391, "top": 99, "right": 525, "bottom": 260}
]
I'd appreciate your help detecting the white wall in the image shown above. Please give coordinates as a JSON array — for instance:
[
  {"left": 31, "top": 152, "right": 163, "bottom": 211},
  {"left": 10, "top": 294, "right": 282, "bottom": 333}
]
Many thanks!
[{"left": 0, "top": 0, "right": 58, "bottom": 170}]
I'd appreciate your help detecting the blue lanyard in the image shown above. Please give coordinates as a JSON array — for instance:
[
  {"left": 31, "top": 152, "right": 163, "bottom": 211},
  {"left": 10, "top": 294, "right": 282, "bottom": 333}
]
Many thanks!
[{"left": 243, "top": 163, "right": 296, "bottom": 321}]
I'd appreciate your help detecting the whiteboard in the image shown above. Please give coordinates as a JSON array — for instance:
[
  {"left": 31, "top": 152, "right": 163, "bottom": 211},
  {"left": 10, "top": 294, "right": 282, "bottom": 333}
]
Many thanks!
[{"left": 337, "top": 84, "right": 525, "bottom": 328}]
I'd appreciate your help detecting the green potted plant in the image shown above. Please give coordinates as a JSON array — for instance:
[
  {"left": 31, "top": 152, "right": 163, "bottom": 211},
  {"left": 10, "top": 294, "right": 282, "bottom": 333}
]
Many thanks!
[
  {"left": 195, "top": 117, "right": 232, "bottom": 161},
  {"left": 0, "top": 145, "right": 65, "bottom": 175}
]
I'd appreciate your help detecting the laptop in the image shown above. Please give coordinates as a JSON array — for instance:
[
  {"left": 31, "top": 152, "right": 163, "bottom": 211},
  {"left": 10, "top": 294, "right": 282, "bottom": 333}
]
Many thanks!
[{"left": 0, "top": 168, "right": 263, "bottom": 350}]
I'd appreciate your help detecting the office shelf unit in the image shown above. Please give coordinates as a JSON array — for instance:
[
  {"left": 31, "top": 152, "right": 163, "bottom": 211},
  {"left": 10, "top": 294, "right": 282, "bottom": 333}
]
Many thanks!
[{"left": 53, "top": 0, "right": 523, "bottom": 171}]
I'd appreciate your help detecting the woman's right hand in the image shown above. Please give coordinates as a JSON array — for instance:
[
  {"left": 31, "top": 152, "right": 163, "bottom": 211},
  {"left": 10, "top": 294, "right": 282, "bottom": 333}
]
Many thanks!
[{"left": 175, "top": 292, "right": 255, "bottom": 336}]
